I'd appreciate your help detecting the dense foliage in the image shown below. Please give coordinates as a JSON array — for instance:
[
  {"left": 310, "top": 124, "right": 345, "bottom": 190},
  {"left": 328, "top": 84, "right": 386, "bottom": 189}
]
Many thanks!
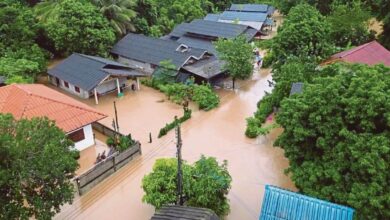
[
  {"left": 44, "top": 0, "right": 115, "bottom": 56},
  {"left": 275, "top": 63, "right": 390, "bottom": 219},
  {"left": 142, "top": 156, "right": 232, "bottom": 216},
  {"left": 215, "top": 36, "right": 253, "bottom": 88},
  {"left": 0, "top": 1, "right": 47, "bottom": 82},
  {"left": 0, "top": 114, "right": 79, "bottom": 219},
  {"left": 271, "top": 4, "right": 334, "bottom": 64}
]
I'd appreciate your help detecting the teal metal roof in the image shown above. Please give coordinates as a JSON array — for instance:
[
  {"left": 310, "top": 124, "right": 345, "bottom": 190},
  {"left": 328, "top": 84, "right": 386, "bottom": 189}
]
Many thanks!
[
  {"left": 260, "top": 185, "right": 355, "bottom": 220},
  {"left": 230, "top": 4, "right": 269, "bottom": 13},
  {"left": 204, "top": 13, "right": 221, "bottom": 21}
]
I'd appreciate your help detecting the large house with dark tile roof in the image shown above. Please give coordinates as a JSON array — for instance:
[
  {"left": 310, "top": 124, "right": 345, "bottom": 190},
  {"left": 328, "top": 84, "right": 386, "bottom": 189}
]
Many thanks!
[
  {"left": 48, "top": 53, "right": 146, "bottom": 104},
  {"left": 0, "top": 84, "right": 107, "bottom": 151},
  {"left": 111, "top": 33, "right": 226, "bottom": 84}
]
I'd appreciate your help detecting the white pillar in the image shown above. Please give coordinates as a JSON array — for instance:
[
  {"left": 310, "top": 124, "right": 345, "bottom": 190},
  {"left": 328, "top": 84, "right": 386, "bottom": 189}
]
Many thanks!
[
  {"left": 136, "top": 77, "right": 140, "bottom": 90},
  {"left": 94, "top": 88, "right": 98, "bottom": 105},
  {"left": 116, "top": 78, "right": 120, "bottom": 94}
]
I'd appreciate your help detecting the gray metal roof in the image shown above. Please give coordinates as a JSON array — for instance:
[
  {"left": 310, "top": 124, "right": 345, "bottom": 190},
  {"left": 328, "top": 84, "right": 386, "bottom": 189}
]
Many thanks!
[
  {"left": 219, "top": 11, "right": 268, "bottom": 22},
  {"left": 290, "top": 82, "right": 304, "bottom": 96},
  {"left": 230, "top": 4, "right": 269, "bottom": 12},
  {"left": 111, "top": 33, "right": 207, "bottom": 69},
  {"left": 177, "top": 36, "right": 217, "bottom": 55},
  {"left": 182, "top": 56, "right": 226, "bottom": 79},
  {"left": 0, "top": 76, "right": 5, "bottom": 84},
  {"left": 170, "top": 19, "right": 257, "bottom": 41},
  {"left": 48, "top": 53, "right": 143, "bottom": 91},
  {"left": 204, "top": 13, "right": 221, "bottom": 21},
  {"left": 151, "top": 205, "right": 219, "bottom": 220}
]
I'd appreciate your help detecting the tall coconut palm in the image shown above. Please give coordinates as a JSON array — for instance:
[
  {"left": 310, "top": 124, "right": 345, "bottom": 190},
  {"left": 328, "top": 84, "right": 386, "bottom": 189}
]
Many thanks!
[
  {"left": 92, "top": 0, "right": 137, "bottom": 36},
  {"left": 34, "top": 0, "right": 62, "bottom": 22}
]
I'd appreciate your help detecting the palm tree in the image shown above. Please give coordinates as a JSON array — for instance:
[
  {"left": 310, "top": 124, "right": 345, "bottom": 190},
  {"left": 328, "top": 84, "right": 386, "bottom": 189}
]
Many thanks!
[
  {"left": 92, "top": 0, "right": 137, "bottom": 36},
  {"left": 34, "top": 0, "right": 64, "bottom": 22}
]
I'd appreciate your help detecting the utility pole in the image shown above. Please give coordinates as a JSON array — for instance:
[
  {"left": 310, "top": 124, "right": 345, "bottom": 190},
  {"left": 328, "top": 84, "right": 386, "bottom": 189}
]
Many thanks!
[
  {"left": 113, "top": 101, "right": 119, "bottom": 133},
  {"left": 175, "top": 122, "right": 184, "bottom": 206}
]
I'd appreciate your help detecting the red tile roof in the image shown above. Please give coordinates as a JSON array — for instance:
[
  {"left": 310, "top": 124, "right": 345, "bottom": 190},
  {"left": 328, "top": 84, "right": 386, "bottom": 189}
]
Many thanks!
[
  {"left": 329, "top": 41, "right": 390, "bottom": 66},
  {"left": 0, "top": 84, "right": 107, "bottom": 133}
]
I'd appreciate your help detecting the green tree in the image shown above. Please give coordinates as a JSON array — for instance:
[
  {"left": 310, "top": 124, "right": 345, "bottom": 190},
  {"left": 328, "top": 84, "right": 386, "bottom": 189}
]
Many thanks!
[
  {"left": 34, "top": 0, "right": 61, "bottom": 22},
  {"left": 44, "top": 0, "right": 115, "bottom": 56},
  {"left": 380, "top": 14, "right": 390, "bottom": 49},
  {"left": 142, "top": 156, "right": 232, "bottom": 217},
  {"left": 92, "top": 0, "right": 137, "bottom": 36},
  {"left": 0, "top": 1, "right": 48, "bottom": 81},
  {"left": 275, "top": 63, "right": 390, "bottom": 219},
  {"left": 0, "top": 114, "right": 79, "bottom": 219},
  {"left": 187, "top": 156, "right": 231, "bottom": 216},
  {"left": 271, "top": 4, "right": 334, "bottom": 64},
  {"left": 214, "top": 36, "right": 253, "bottom": 89},
  {"left": 327, "top": 1, "right": 374, "bottom": 47}
]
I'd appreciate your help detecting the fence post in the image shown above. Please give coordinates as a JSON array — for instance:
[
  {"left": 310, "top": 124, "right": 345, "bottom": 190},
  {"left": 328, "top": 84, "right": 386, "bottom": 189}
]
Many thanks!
[
  {"left": 76, "top": 178, "right": 82, "bottom": 196},
  {"left": 113, "top": 154, "right": 117, "bottom": 172}
]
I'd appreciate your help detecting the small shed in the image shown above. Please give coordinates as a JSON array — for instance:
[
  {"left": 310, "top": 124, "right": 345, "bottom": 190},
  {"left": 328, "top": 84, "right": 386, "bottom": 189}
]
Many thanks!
[
  {"left": 260, "top": 185, "right": 355, "bottom": 220},
  {"left": 289, "top": 82, "right": 304, "bottom": 96},
  {"left": 151, "top": 205, "right": 219, "bottom": 220},
  {"left": 0, "top": 76, "right": 6, "bottom": 87}
]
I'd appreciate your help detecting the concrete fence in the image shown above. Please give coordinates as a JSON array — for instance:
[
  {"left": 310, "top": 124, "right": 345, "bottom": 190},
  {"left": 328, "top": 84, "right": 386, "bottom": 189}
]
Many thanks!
[{"left": 75, "top": 141, "right": 141, "bottom": 195}]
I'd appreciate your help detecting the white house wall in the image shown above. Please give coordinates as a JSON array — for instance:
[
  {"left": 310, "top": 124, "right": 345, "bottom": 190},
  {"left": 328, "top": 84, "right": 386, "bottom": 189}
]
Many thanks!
[
  {"left": 71, "top": 124, "right": 94, "bottom": 151},
  {"left": 48, "top": 75, "right": 90, "bottom": 99},
  {"left": 218, "top": 19, "right": 263, "bottom": 31},
  {"left": 117, "top": 56, "right": 155, "bottom": 75}
]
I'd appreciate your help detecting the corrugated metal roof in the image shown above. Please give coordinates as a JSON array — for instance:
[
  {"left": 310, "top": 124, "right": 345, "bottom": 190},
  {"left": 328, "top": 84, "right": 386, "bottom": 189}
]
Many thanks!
[
  {"left": 170, "top": 19, "right": 257, "bottom": 41},
  {"left": 219, "top": 11, "right": 268, "bottom": 22},
  {"left": 230, "top": 4, "right": 269, "bottom": 12},
  {"left": 151, "top": 205, "right": 219, "bottom": 220},
  {"left": 204, "top": 13, "right": 221, "bottom": 21},
  {"left": 330, "top": 41, "right": 390, "bottom": 66},
  {"left": 289, "top": 82, "right": 304, "bottom": 96},
  {"left": 111, "top": 33, "right": 207, "bottom": 69},
  {"left": 260, "top": 185, "right": 355, "bottom": 220},
  {"left": 48, "top": 53, "right": 143, "bottom": 91},
  {"left": 182, "top": 56, "right": 226, "bottom": 79},
  {"left": 0, "top": 84, "right": 107, "bottom": 132},
  {"left": 177, "top": 36, "right": 217, "bottom": 55}
]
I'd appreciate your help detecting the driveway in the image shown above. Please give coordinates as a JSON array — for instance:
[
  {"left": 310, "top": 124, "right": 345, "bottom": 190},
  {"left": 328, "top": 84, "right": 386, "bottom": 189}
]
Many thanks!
[{"left": 54, "top": 67, "right": 295, "bottom": 220}]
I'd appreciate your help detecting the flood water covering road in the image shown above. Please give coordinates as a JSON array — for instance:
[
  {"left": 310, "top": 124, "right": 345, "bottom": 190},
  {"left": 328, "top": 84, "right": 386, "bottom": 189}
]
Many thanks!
[{"left": 54, "top": 66, "right": 296, "bottom": 220}]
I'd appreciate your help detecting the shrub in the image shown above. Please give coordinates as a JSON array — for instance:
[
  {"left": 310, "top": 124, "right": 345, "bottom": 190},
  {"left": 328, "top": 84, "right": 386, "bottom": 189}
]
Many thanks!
[
  {"left": 245, "top": 117, "right": 261, "bottom": 138},
  {"left": 158, "top": 109, "right": 192, "bottom": 138},
  {"left": 192, "top": 84, "right": 220, "bottom": 111},
  {"left": 106, "top": 136, "right": 115, "bottom": 146},
  {"left": 254, "top": 94, "right": 275, "bottom": 123},
  {"left": 117, "top": 135, "right": 134, "bottom": 152}
]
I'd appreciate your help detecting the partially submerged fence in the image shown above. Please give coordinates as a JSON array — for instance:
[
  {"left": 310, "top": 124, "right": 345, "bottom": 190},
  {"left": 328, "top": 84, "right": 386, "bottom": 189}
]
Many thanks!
[
  {"left": 75, "top": 122, "right": 141, "bottom": 195},
  {"left": 75, "top": 142, "right": 141, "bottom": 195}
]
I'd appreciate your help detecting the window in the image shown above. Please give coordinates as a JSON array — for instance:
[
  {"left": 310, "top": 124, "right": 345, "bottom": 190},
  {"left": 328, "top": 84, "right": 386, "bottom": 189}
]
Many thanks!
[
  {"left": 64, "top": 81, "right": 69, "bottom": 88},
  {"left": 75, "top": 86, "right": 80, "bottom": 93},
  {"left": 68, "top": 128, "right": 85, "bottom": 142}
]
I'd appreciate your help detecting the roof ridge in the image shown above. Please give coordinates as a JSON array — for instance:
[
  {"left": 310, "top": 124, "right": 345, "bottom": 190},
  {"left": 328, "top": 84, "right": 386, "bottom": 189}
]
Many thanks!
[
  {"left": 340, "top": 41, "right": 377, "bottom": 58},
  {"left": 14, "top": 84, "right": 106, "bottom": 118},
  {"left": 77, "top": 53, "right": 110, "bottom": 65}
]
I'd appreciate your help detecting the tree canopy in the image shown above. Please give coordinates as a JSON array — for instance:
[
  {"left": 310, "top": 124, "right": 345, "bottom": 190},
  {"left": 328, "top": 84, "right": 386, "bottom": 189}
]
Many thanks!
[
  {"left": 0, "top": 114, "right": 79, "bottom": 219},
  {"left": 215, "top": 36, "right": 253, "bottom": 88},
  {"left": 142, "top": 156, "right": 232, "bottom": 217},
  {"left": 44, "top": 0, "right": 115, "bottom": 56},
  {"left": 275, "top": 63, "right": 390, "bottom": 219},
  {"left": 271, "top": 4, "right": 334, "bottom": 64}
]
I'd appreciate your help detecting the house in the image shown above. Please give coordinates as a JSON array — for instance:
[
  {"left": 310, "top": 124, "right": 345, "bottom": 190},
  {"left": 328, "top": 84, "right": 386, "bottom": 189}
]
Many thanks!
[
  {"left": 111, "top": 33, "right": 226, "bottom": 84},
  {"left": 0, "top": 84, "right": 107, "bottom": 152},
  {"left": 167, "top": 19, "right": 259, "bottom": 55},
  {"left": 229, "top": 4, "right": 275, "bottom": 16},
  {"left": 259, "top": 185, "right": 355, "bottom": 220},
  {"left": 289, "top": 82, "right": 304, "bottom": 96},
  {"left": 204, "top": 11, "right": 270, "bottom": 31},
  {"left": 0, "top": 76, "right": 5, "bottom": 87},
  {"left": 323, "top": 41, "right": 390, "bottom": 67},
  {"left": 151, "top": 205, "right": 219, "bottom": 220},
  {"left": 48, "top": 53, "right": 146, "bottom": 104}
]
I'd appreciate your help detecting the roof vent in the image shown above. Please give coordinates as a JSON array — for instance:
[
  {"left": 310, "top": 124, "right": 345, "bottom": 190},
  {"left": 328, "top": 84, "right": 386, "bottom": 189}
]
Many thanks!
[{"left": 176, "top": 44, "right": 189, "bottom": 53}]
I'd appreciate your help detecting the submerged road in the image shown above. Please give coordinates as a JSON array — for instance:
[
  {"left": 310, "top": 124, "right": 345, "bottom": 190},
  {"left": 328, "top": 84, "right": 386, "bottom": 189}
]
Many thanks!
[{"left": 55, "top": 66, "right": 295, "bottom": 220}]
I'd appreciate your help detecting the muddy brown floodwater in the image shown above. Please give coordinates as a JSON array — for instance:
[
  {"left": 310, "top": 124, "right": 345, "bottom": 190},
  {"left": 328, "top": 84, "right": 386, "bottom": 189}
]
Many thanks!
[{"left": 54, "top": 66, "right": 296, "bottom": 220}]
